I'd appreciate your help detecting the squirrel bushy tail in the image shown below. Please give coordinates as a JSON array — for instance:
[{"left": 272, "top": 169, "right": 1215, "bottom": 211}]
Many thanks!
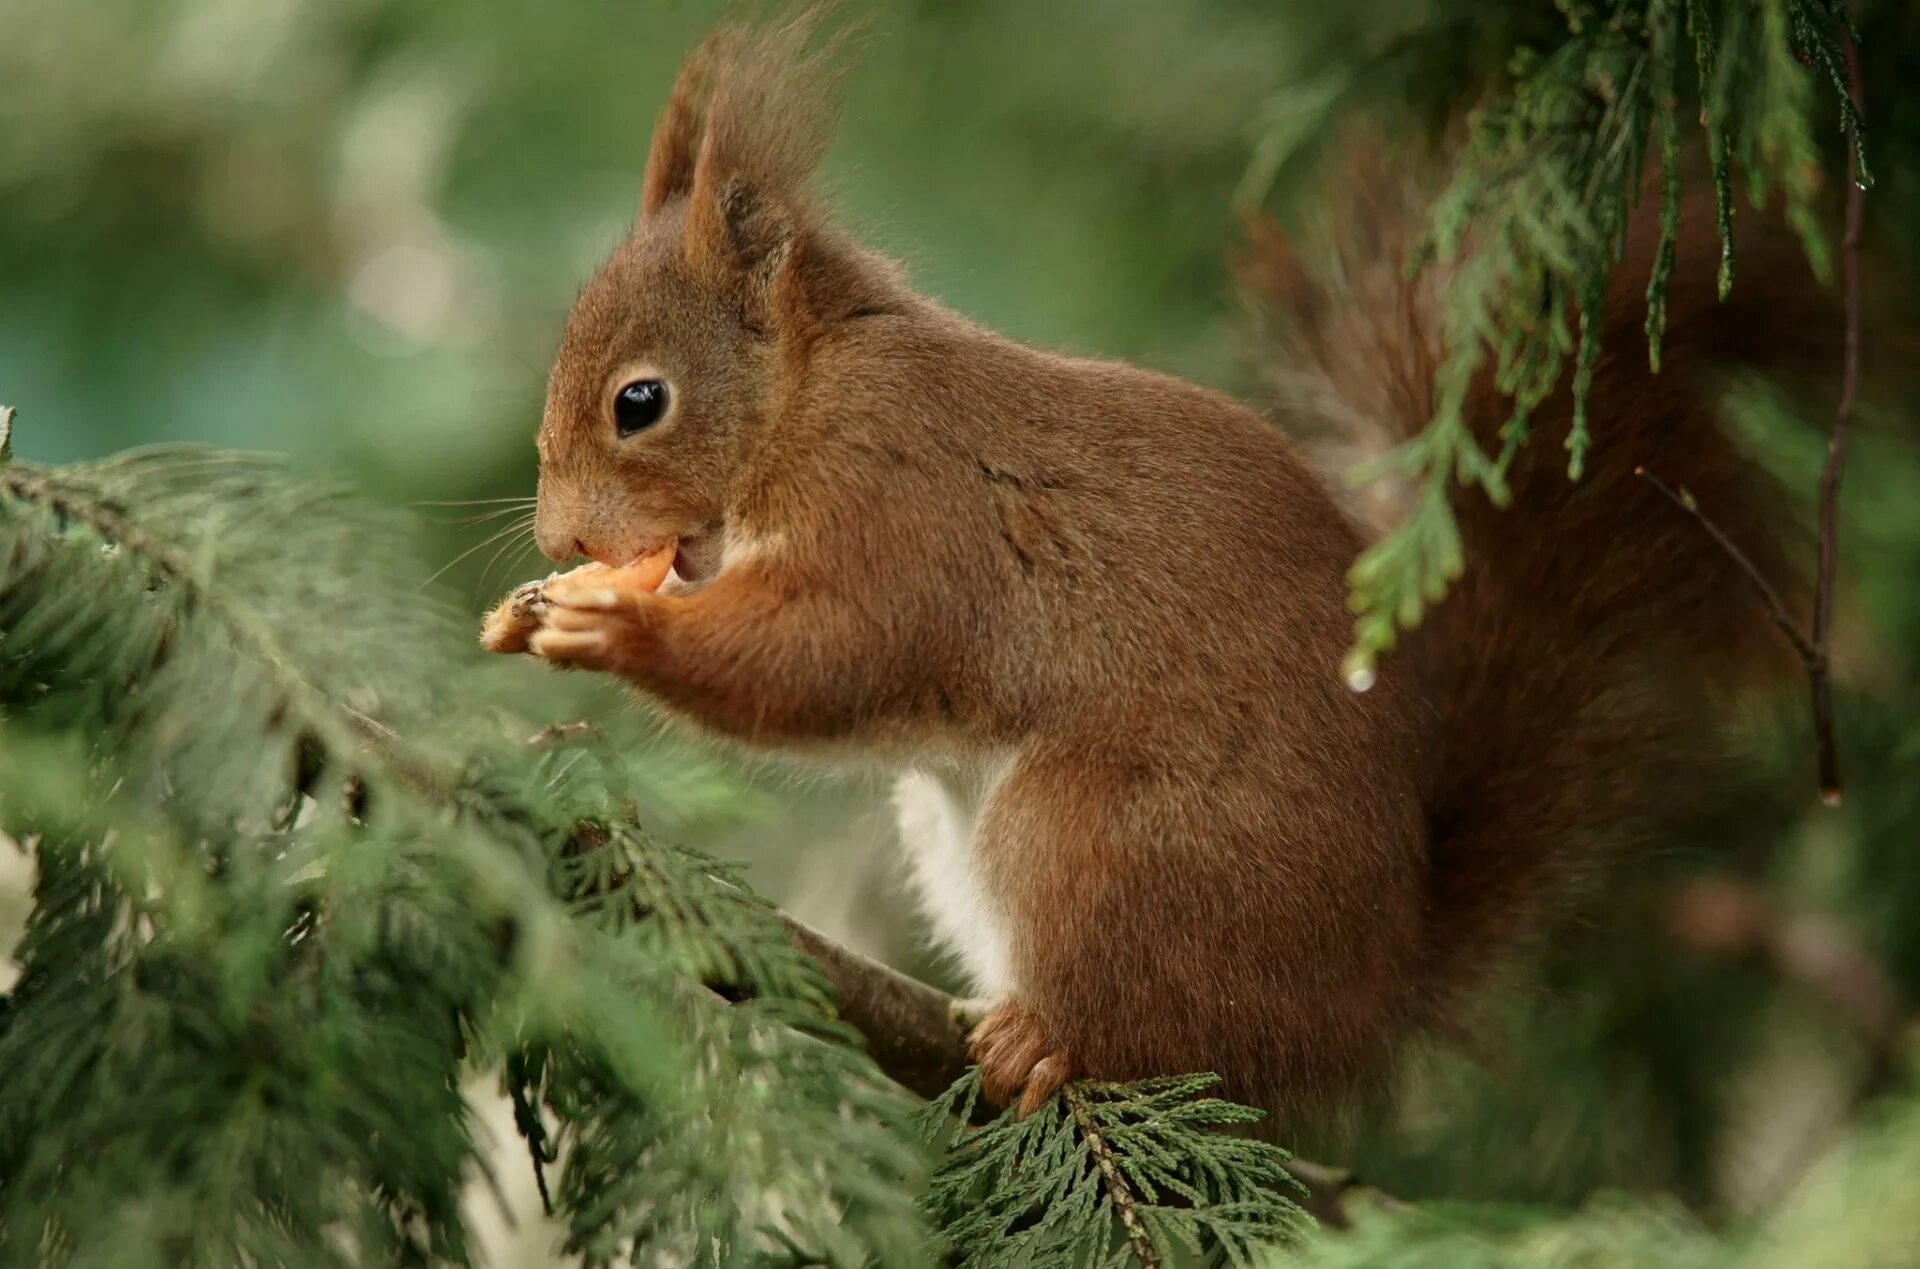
[{"left": 1243, "top": 150, "right": 1827, "bottom": 1018}]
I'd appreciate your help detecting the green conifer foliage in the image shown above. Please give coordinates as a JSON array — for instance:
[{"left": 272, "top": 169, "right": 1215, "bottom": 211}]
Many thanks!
[
  {"left": 1, "top": 0, "right": 1912, "bottom": 1263},
  {"left": 1337, "top": 0, "right": 1865, "bottom": 677},
  {"left": 0, "top": 440, "right": 928, "bottom": 1267},
  {"left": 923, "top": 1073, "right": 1308, "bottom": 1267}
]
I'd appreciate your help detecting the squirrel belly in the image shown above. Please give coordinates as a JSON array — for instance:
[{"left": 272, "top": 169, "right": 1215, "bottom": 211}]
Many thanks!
[{"left": 892, "top": 757, "right": 1018, "bottom": 997}]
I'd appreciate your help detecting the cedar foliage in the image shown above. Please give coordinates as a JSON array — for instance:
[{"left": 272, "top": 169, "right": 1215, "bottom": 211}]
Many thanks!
[
  {"left": 1331, "top": 0, "right": 1866, "bottom": 677},
  {"left": 0, "top": 443, "right": 931, "bottom": 1265},
  {"left": 3, "top": 0, "right": 1917, "bottom": 1266},
  {"left": 922, "top": 1073, "right": 1307, "bottom": 1266}
]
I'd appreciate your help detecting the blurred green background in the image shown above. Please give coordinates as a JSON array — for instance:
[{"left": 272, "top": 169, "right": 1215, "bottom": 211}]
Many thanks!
[
  {"left": 1, "top": 0, "right": 1314, "bottom": 481},
  {"left": 6, "top": 0, "right": 1920, "bottom": 1260},
  {"left": 1, "top": 0, "right": 1453, "bottom": 990}
]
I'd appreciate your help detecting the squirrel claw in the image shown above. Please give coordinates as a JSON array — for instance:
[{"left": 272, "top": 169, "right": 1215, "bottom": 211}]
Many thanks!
[
  {"left": 1018, "top": 1052, "right": 1078, "bottom": 1117},
  {"left": 480, "top": 578, "right": 555, "bottom": 654},
  {"left": 969, "top": 1000, "right": 1077, "bottom": 1117},
  {"left": 482, "top": 547, "right": 675, "bottom": 670}
]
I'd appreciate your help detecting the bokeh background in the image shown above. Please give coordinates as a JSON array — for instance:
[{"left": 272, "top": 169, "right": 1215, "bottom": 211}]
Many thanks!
[
  {"left": 5, "top": 0, "right": 1919, "bottom": 1263},
  {"left": 3, "top": 0, "right": 1437, "bottom": 985}
]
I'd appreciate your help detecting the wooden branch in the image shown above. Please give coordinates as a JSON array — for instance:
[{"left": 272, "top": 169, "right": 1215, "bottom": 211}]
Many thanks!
[
  {"left": 775, "top": 910, "right": 1401, "bottom": 1229},
  {"left": 775, "top": 913, "right": 986, "bottom": 1102}
]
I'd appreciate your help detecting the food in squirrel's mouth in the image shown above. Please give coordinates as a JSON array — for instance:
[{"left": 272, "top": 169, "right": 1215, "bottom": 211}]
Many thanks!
[{"left": 479, "top": 543, "right": 675, "bottom": 655}]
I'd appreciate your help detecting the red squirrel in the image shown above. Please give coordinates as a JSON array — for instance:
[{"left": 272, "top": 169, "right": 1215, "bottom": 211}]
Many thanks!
[{"left": 483, "top": 17, "right": 1815, "bottom": 1121}]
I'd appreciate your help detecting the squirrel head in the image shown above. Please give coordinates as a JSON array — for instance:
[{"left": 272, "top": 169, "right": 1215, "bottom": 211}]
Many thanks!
[{"left": 533, "top": 12, "right": 895, "bottom": 574}]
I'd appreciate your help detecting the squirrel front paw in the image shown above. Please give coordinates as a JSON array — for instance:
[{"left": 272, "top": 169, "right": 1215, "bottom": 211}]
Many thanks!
[
  {"left": 481, "top": 549, "right": 676, "bottom": 669},
  {"left": 969, "top": 999, "right": 1078, "bottom": 1117},
  {"left": 480, "top": 574, "right": 566, "bottom": 654},
  {"left": 521, "top": 547, "right": 676, "bottom": 674}
]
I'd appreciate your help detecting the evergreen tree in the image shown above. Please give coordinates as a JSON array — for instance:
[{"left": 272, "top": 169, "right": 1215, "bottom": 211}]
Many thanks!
[{"left": 4, "top": 1, "right": 1919, "bottom": 1266}]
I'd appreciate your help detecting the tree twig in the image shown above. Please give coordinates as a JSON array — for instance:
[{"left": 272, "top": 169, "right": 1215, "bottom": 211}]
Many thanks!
[
  {"left": 1634, "top": 466, "right": 1815, "bottom": 665},
  {"left": 1811, "top": 34, "right": 1867, "bottom": 808},
  {"left": 1064, "top": 1082, "right": 1161, "bottom": 1268},
  {"left": 1635, "top": 23, "right": 1865, "bottom": 809}
]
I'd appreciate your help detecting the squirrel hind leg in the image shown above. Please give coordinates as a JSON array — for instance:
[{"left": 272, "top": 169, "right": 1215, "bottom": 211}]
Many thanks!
[{"left": 975, "top": 742, "right": 1427, "bottom": 1121}]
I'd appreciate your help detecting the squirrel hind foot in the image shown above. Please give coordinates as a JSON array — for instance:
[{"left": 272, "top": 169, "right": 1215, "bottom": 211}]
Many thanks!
[{"left": 969, "top": 1000, "right": 1078, "bottom": 1117}]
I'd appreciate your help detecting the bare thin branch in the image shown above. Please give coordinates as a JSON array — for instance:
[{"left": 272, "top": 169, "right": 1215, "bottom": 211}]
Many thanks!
[
  {"left": 1634, "top": 466, "right": 1815, "bottom": 666},
  {"left": 1812, "top": 34, "right": 1867, "bottom": 807}
]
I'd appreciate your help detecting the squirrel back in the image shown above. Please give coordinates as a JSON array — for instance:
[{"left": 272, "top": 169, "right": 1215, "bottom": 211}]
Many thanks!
[{"left": 1242, "top": 150, "right": 1822, "bottom": 1022}]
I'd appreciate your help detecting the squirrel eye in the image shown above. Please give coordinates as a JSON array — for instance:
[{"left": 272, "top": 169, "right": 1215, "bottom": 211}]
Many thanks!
[{"left": 613, "top": 379, "right": 669, "bottom": 437}]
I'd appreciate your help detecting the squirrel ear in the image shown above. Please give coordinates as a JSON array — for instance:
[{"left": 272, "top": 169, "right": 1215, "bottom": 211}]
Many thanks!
[
  {"left": 686, "top": 161, "right": 799, "bottom": 279},
  {"left": 640, "top": 36, "right": 720, "bottom": 216},
  {"left": 683, "top": 127, "right": 812, "bottom": 328},
  {"left": 664, "top": 12, "right": 846, "bottom": 322}
]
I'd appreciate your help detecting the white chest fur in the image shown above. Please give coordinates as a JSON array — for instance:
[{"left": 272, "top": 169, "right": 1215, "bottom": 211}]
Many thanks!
[{"left": 891, "top": 752, "right": 1016, "bottom": 995}]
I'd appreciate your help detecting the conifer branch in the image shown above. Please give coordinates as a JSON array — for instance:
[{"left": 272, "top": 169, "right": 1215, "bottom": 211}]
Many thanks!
[
  {"left": 774, "top": 909, "right": 1389, "bottom": 1226},
  {"left": 0, "top": 458, "right": 453, "bottom": 800},
  {"left": 1637, "top": 17, "right": 1863, "bottom": 808},
  {"left": 2, "top": 445, "right": 934, "bottom": 1264},
  {"left": 1063, "top": 1081, "right": 1161, "bottom": 1267},
  {"left": 1334, "top": 0, "right": 1871, "bottom": 690},
  {"left": 565, "top": 829, "right": 1371, "bottom": 1232},
  {"left": 776, "top": 913, "right": 987, "bottom": 1102}
]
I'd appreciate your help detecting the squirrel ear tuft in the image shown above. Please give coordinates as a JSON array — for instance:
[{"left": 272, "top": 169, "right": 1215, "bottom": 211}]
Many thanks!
[
  {"left": 684, "top": 128, "right": 802, "bottom": 284},
  {"left": 640, "top": 35, "right": 720, "bottom": 217},
  {"left": 670, "top": 11, "right": 847, "bottom": 274}
]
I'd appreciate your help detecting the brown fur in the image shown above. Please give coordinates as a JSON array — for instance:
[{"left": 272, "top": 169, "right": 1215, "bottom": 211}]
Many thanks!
[
  {"left": 1240, "top": 153, "right": 1823, "bottom": 1022},
  {"left": 507, "top": 19, "right": 1816, "bottom": 1122}
]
